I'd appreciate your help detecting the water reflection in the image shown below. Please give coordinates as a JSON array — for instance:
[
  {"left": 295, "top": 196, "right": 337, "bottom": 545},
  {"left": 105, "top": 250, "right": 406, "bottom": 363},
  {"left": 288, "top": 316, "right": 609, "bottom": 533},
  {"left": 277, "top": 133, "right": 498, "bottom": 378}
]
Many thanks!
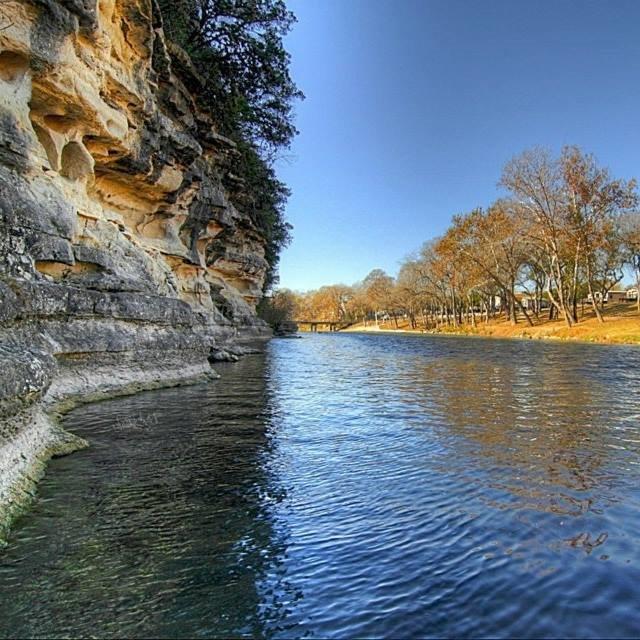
[
  {"left": 0, "top": 354, "right": 295, "bottom": 639},
  {"left": 421, "top": 347, "right": 616, "bottom": 515},
  {"left": 1, "top": 335, "right": 640, "bottom": 638}
]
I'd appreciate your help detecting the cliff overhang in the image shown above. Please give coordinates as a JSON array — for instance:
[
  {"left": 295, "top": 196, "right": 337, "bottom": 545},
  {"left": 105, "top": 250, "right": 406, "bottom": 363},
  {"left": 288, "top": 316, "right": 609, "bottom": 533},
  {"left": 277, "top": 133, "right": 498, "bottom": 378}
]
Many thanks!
[{"left": 0, "top": 0, "right": 272, "bottom": 541}]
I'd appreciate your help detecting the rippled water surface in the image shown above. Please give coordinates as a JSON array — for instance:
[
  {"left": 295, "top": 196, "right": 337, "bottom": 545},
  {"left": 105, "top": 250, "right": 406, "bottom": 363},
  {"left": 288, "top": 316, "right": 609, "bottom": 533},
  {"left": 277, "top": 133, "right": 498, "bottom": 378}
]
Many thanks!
[{"left": 2, "top": 333, "right": 640, "bottom": 638}]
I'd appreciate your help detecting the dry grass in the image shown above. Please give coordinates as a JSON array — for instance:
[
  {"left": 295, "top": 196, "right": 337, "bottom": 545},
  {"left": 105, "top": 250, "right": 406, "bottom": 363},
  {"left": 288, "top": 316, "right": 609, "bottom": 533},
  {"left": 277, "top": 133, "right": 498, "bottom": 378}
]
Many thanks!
[{"left": 343, "top": 303, "right": 640, "bottom": 345}]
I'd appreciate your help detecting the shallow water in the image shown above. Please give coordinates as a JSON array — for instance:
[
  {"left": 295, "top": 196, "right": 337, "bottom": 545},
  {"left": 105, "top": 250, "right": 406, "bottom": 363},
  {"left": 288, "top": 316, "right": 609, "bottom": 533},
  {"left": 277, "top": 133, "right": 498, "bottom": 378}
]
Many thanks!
[{"left": 1, "top": 333, "right": 640, "bottom": 638}]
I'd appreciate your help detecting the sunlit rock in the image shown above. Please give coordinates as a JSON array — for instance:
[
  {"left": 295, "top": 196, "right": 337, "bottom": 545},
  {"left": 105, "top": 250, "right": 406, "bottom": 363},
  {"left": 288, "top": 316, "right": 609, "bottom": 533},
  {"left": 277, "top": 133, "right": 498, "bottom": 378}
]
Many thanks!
[{"left": 0, "top": 0, "right": 271, "bottom": 539}]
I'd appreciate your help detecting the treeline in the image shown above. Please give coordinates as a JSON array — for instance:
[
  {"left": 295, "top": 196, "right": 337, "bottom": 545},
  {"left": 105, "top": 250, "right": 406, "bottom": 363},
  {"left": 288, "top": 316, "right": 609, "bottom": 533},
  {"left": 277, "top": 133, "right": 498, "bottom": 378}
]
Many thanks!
[
  {"left": 265, "top": 147, "right": 640, "bottom": 329},
  {"left": 158, "top": 0, "right": 303, "bottom": 288}
]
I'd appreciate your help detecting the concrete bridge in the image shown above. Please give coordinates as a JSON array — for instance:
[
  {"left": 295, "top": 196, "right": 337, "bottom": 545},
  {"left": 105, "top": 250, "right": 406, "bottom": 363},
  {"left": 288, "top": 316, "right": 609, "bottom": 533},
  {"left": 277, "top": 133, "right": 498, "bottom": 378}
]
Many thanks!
[{"left": 295, "top": 320, "right": 353, "bottom": 333}]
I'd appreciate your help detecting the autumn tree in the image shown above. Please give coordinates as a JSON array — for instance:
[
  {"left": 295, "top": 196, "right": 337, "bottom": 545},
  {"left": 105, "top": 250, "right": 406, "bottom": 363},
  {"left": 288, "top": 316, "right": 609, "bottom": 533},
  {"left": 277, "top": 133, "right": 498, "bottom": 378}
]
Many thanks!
[
  {"left": 345, "top": 283, "right": 373, "bottom": 325},
  {"left": 449, "top": 202, "right": 533, "bottom": 326},
  {"left": 396, "top": 259, "right": 430, "bottom": 329},
  {"left": 501, "top": 148, "right": 580, "bottom": 325},
  {"left": 257, "top": 288, "right": 299, "bottom": 328},
  {"left": 304, "top": 285, "right": 352, "bottom": 322},
  {"left": 561, "top": 146, "right": 637, "bottom": 321},
  {"left": 282, "top": 145, "right": 638, "bottom": 332},
  {"left": 362, "top": 269, "right": 395, "bottom": 327},
  {"left": 414, "top": 241, "right": 454, "bottom": 328},
  {"left": 620, "top": 212, "right": 640, "bottom": 313}
]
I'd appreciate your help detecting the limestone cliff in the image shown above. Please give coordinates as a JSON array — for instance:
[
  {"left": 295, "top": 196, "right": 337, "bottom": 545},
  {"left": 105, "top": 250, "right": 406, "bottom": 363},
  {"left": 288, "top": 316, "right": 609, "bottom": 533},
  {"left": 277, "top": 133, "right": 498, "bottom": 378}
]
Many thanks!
[{"left": 0, "top": 0, "right": 272, "bottom": 538}]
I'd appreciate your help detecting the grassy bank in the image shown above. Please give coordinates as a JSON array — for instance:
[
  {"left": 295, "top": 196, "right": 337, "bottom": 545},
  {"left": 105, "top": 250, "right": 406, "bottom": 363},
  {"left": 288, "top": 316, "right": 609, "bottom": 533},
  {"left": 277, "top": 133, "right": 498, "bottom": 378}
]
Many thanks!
[{"left": 341, "top": 302, "right": 640, "bottom": 345}]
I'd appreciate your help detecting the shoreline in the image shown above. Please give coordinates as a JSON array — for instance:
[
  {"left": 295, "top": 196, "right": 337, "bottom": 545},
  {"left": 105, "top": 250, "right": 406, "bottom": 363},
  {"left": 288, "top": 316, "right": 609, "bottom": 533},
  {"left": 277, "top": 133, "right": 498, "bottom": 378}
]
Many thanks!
[
  {"left": 0, "top": 366, "right": 219, "bottom": 547},
  {"left": 0, "top": 337, "right": 270, "bottom": 546},
  {"left": 339, "top": 317, "right": 640, "bottom": 346}
]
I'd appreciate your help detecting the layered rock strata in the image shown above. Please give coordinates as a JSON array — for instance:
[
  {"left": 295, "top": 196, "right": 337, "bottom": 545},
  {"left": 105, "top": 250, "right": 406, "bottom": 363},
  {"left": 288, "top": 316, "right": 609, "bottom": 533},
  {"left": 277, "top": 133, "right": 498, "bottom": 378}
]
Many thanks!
[{"left": 0, "top": 0, "right": 272, "bottom": 539}]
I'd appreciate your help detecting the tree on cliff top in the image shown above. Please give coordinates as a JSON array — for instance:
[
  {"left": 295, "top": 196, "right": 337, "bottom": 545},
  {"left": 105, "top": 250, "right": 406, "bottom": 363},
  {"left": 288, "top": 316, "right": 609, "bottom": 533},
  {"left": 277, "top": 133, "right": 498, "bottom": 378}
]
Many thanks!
[
  {"left": 159, "top": 0, "right": 303, "bottom": 158},
  {"left": 159, "top": 0, "right": 302, "bottom": 289}
]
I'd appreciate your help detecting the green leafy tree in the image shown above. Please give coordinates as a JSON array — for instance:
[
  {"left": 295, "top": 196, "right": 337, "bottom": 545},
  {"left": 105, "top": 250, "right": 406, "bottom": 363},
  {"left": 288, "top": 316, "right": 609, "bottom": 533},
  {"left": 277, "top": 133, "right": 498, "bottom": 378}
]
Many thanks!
[
  {"left": 158, "top": 0, "right": 303, "bottom": 289},
  {"left": 159, "top": 0, "right": 303, "bottom": 156}
]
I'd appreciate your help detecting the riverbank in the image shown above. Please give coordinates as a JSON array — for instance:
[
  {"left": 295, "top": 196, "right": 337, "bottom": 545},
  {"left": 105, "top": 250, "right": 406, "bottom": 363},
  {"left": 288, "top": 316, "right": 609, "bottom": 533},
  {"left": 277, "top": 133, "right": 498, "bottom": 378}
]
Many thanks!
[
  {"left": 342, "top": 305, "right": 640, "bottom": 345},
  {"left": 0, "top": 0, "right": 277, "bottom": 545},
  {"left": 0, "top": 360, "right": 216, "bottom": 547},
  {"left": 0, "top": 335, "right": 269, "bottom": 546},
  {"left": 3, "top": 334, "right": 640, "bottom": 638}
]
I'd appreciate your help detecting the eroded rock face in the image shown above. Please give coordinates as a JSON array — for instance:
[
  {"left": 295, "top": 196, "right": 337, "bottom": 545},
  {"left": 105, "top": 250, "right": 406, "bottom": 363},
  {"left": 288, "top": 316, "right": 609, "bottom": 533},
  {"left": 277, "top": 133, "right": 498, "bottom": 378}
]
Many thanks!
[{"left": 0, "top": 0, "right": 271, "bottom": 537}]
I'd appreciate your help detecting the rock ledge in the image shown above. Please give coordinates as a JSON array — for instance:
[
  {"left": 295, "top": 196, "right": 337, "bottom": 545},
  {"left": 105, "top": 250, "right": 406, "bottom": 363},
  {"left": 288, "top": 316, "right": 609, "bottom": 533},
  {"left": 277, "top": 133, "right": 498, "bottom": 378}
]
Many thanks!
[{"left": 0, "top": 0, "right": 272, "bottom": 541}]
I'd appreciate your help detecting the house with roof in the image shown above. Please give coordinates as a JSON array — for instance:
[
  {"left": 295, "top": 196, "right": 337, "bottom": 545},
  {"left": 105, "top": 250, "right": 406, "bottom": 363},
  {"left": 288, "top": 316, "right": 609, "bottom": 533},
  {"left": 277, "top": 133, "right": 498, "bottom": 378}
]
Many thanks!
[
  {"left": 586, "top": 285, "right": 637, "bottom": 304},
  {"left": 608, "top": 286, "right": 629, "bottom": 303}
]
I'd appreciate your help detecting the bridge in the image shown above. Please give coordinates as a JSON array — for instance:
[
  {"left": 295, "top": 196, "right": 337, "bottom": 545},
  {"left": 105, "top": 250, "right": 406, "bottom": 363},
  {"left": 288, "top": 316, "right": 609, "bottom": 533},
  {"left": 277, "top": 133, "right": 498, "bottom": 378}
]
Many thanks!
[{"left": 294, "top": 320, "right": 353, "bottom": 333}]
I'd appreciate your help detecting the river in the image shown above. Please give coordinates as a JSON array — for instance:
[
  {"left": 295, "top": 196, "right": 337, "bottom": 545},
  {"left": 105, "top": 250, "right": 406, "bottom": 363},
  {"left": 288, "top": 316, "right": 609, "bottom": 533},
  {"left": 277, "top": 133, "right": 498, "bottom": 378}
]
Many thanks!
[{"left": 1, "top": 333, "right": 640, "bottom": 638}]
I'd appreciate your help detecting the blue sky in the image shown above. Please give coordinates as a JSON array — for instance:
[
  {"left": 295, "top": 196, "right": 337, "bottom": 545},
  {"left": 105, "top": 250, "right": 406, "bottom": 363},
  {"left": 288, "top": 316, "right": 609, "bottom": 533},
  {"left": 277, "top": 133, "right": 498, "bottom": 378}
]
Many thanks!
[{"left": 276, "top": 0, "right": 640, "bottom": 291}]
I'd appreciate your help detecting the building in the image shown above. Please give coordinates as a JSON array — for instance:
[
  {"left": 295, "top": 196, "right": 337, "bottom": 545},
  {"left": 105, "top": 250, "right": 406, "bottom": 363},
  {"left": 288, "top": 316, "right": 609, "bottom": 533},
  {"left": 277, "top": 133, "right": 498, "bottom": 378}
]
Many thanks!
[
  {"left": 519, "top": 294, "right": 550, "bottom": 311},
  {"left": 587, "top": 286, "right": 635, "bottom": 304},
  {"left": 608, "top": 287, "right": 628, "bottom": 303}
]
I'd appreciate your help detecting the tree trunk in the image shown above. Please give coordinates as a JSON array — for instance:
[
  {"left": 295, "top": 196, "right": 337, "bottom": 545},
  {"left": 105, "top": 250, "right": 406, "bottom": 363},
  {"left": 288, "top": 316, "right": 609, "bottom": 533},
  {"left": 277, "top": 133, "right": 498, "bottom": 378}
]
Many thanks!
[
  {"left": 451, "top": 290, "right": 458, "bottom": 328},
  {"left": 508, "top": 283, "right": 517, "bottom": 325},
  {"left": 469, "top": 298, "right": 477, "bottom": 328},
  {"left": 515, "top": 297, "right": 534, "bottom": 326},
  {"left": 585, "top": 263, "right": 604, "bottom": 323},
  {"left": 551, "top": 259, "right": 574, "bottom": 327}
]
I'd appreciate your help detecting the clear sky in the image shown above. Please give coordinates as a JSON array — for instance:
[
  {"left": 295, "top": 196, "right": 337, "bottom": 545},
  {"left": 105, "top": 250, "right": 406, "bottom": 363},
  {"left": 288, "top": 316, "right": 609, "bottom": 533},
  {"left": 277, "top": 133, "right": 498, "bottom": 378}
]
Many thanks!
[{"left": 276, "top": 0, "right": 640, "bottom": 291}]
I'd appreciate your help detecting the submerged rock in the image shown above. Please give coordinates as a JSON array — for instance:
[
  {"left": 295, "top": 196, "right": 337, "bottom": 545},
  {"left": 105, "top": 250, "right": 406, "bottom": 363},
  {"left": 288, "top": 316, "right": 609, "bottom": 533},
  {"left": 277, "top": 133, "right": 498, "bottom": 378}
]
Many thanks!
[
  {"left": 274, "top": 320, "right": 300, "bottom": 336},
  {"left": 209, "top": 349, "right": 240, "bottom": 363}
]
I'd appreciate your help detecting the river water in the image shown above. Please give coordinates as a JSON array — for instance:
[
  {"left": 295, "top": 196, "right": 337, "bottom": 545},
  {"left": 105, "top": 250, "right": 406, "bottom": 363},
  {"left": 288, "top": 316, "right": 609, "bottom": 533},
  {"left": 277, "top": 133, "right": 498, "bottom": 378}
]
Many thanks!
[{"left": 1, "top": 333, "right": 640, "bottom": 638}]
